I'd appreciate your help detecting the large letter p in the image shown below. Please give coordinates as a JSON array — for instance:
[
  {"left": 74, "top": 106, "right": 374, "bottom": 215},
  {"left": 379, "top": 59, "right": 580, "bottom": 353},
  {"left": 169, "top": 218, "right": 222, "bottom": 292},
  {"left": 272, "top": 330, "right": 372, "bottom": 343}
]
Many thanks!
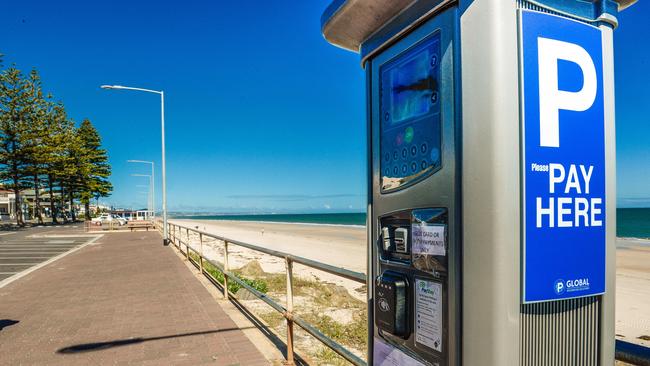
[{"left": 538, "top": 37, "right": 597, "bottom": 148}]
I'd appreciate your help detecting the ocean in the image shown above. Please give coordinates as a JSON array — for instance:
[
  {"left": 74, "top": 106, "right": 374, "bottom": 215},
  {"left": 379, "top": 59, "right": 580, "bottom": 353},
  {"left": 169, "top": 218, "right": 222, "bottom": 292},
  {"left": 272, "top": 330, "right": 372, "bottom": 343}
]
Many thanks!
[
  {"left": 617, "top": 208, "right": 650, "bottom": 239},
  {"left": 174, "top": 208, "right": 650, "bottom": 238}
]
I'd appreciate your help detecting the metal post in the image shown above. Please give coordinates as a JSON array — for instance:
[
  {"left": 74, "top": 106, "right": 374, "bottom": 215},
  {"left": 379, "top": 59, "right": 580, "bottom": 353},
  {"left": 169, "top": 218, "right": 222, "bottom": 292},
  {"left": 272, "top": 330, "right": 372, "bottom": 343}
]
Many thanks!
[
  {"left": 185, "top": 234, "right": 190, "bottom": 260},
  {"left": 99, "top": 86, "right": 165, "bottom": 242},
  {"left": 186, "top": 228, "right": 190, "bottom": 258},
  {"left": 151, "top": 162, "right": 155, "bottom": 219},
  {"left": 285, "top": 257, "right": 295, "bottom": 365},
  {"left": 199, "top": 233, "right": 204, "bottom": 273},
  {"left": 161, "top": 91, "right": 168, "bottom": 246},
  {"left": 147, "top": 176, "right": 153, "bottom": 220},
  {"left": 223, "top": 240, "right": 229, "bottom": 299}
]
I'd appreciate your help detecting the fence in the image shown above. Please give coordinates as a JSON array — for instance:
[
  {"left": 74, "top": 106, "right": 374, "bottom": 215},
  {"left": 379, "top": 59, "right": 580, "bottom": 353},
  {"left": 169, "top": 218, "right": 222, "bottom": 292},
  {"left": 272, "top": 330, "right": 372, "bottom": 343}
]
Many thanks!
[{"left": 159, "top": 220, "right": 368, "bottom": 366}]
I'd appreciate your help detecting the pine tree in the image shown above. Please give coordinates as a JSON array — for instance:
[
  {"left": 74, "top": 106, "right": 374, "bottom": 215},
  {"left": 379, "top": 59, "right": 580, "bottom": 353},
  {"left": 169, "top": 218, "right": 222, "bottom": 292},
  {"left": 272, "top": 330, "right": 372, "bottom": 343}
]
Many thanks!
[
  {"left": 0, "top": 67, "right": 32, "bottom": 226},
  {"left": 59, "top": 122, "right": 82, "bottom": 222},
  {"left": 22, "top": 70, "right": 48, "bottom": 224},
  {"left": 76, "top": 119, "right": 112, "bottom": 220},
  {"left": 44, "top": 102, "right": 70, "bottom": 223},
  {"left": 0, "top": 58, "right": 113, "bottom": 225}
]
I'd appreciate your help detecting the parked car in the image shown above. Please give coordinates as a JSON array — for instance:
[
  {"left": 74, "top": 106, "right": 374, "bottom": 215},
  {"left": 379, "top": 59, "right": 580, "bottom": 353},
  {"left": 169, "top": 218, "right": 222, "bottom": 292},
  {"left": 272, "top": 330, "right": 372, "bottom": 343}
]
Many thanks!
[{"left": 91, "top": 213, "right": 126, "bottom": 226}]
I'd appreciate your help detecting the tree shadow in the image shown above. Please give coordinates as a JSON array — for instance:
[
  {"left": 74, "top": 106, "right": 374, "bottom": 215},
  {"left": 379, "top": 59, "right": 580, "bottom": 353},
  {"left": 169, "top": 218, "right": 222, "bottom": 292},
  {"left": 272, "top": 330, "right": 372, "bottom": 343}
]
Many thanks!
[
  {"left": 0, "top": 319, "right": 19, "bottom": 331},
  {"left": 57, "top": 326, "right": 253, "bottom": 354}
]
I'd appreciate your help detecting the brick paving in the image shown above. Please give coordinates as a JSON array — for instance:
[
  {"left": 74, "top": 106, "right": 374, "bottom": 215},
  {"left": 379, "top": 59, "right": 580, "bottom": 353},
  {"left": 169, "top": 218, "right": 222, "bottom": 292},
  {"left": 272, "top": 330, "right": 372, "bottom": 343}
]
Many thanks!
[{"left": 0, "top": 231, "right": 269, "bottom": 365}]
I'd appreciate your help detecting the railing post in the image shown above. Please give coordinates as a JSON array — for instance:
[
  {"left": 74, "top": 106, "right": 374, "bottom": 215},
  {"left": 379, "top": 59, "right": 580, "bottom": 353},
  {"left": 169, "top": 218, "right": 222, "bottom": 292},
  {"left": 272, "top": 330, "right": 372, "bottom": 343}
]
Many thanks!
[
  {"left": 183, "top": 228, "right": 188, "bottom": 259},
  {"left": 199, "top": 233, "right": 204, "bottom": 274},
  {"left": 285, "top": 256, "right": 295, "bottom": 365},
  {"left": 223, "top": 240, "right": 229, "bottom": 299}
]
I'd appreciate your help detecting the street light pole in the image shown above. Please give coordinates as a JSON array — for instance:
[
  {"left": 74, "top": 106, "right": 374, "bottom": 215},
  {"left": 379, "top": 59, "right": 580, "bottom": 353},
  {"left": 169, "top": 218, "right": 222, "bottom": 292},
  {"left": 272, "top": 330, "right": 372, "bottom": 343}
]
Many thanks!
[
  {"left": 102, "top": 85, "right": 169, "bottom": 246},
  {"left": 132, "top": 174, "right": 152, "bottom": 219},
  {"left": 135, "top": 185, "right": 151, "bottom": 214},
  {"left": 127, "top": 160, "right": 155, "bottom": 218},
  {"left": 160, "top": 91, "right": 168, "bottom": 245}
]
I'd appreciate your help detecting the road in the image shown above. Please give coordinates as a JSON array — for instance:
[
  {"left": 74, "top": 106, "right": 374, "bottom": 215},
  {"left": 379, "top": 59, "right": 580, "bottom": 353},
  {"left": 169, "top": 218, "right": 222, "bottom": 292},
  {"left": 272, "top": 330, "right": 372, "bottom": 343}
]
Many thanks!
[{"left": 0, "top": 224, "right": 97, "bottom": 284}]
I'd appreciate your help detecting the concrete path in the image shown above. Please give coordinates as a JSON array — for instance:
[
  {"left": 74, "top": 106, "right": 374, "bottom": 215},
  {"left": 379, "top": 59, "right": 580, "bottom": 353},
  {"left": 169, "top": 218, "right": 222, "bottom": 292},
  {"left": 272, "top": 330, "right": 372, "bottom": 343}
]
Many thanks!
[{"left": 0, "top": 230, "right": 269, "bottom": 365}]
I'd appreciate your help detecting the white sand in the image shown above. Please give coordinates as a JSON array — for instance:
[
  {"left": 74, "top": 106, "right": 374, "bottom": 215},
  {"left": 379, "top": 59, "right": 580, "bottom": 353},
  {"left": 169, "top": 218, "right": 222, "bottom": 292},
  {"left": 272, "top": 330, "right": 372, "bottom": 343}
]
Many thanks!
[
  {"left": 616, "top": 237, "right": 650, "bottom": 346},
  {"left": 171, "top": 219, "right": 367, "bottom": 301},
  {"left": 172, "top": 219, "right": 650, "bottom": 344}
]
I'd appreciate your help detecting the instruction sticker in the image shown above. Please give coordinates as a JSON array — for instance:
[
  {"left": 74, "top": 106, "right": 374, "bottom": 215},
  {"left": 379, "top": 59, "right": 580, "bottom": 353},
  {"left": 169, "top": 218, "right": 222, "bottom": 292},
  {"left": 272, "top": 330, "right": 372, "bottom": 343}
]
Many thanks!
[
  {"left": 374, "top": 337, "right": 425, "bottom": 366},
  {"left": 412, "top": 223, "right": 446, "bottom": 256},
  {"left": 415, "top": 279, "right": 443, "bottom": 352}
]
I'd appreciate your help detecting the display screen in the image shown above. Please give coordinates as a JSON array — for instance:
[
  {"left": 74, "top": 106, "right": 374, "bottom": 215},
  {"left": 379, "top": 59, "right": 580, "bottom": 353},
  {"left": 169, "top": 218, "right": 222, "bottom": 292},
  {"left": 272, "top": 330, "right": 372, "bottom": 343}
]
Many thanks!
[
  {"left": 390, "top": 51, "right": 435, "bottom": 124},
  {"left": 380, "top": 32, "right": 442, "bottom": 191}
]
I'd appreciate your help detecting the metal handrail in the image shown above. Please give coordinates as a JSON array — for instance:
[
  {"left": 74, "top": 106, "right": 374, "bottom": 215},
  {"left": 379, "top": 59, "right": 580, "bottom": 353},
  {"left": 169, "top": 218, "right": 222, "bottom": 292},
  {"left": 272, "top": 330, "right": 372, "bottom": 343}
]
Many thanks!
[{"left": 158, "top": 220, "right": 367, "bottom": 366}]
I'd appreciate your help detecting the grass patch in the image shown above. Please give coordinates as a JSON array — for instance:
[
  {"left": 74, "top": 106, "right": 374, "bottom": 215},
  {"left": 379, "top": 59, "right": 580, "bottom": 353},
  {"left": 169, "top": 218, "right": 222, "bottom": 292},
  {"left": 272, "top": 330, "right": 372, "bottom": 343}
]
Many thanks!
[
  {"left": 189, "top": 253, "right": 268, "bottom": 294},
  {"left": 302, "top": 312, "right": 367, "bottom": 353},
  {"left": 187, "top": 253, "right": 368, "bottom": 363},
  {"left": 263, "top": 274, "right": 362, "bottom": 309},
  {"left": 315, "top": 347, "right": 354, "bottom": 366},
  {"left": 259, "top": 311, "right": 285, "bottom": 328}
]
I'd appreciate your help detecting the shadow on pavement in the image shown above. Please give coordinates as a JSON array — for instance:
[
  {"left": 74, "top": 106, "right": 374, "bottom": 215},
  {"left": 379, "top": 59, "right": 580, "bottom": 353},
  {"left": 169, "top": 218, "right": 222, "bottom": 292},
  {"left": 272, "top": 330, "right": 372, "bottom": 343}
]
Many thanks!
[
  {"left": 0, "top": 319, "right": 19, "bottom": 331},
  {"left": 56, "top": 327, "right": 254, "bottom": 354}
]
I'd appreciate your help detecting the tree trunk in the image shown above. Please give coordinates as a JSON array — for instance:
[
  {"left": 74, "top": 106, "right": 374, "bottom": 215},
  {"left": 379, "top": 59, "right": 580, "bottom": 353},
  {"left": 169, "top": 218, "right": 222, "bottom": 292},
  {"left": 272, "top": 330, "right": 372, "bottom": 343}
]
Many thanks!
[
  {"left": 69, "top": 189, "right": 76, "bottom": 222},
  {"left": 84, "top": 201, "right": 91, "bottom": 221},
  {"left": 34, "top": 175, "right": 43, "bottom": 224},
  {"left": 48, "top": 175, "right": 58, "bottom": 224},
  {"left": 12, "top": 177, "right": 23, "bottom": 226},
  {"left": 60, "top": 184, "right": 67, "bottom": 222}
]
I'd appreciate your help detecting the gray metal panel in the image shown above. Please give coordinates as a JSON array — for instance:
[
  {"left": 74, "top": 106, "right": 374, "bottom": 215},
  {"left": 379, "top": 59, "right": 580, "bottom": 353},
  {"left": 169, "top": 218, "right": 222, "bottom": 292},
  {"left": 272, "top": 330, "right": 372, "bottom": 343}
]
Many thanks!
[
  {"left": 512, "top": 2, "right": 616, "bottom": 366},
  {"left": 460, "top": 0, "right": 521, "bottom": 365},
  {"left": 370, "top": 7, "right": 461, "bottom": 365},
  {"left": 520, "top": 297, "right": 601, "bottom": 366},
  {"left": 600, "top": 23, "right": 617, "bottom": 366}
]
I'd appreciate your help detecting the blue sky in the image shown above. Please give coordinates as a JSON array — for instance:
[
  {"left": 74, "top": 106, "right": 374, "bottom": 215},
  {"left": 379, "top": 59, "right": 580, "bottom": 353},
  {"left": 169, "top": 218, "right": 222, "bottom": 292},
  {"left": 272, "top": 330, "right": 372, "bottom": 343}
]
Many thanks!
[{"left": 1, "top": 1, "right": 647, "bottom": 212}]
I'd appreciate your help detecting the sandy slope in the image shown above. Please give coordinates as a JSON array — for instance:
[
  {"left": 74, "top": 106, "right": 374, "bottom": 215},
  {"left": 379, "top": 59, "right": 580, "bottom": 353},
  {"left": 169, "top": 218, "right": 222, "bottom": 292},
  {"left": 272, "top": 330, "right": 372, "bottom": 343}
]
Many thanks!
[
  {"left": 174, "top": 219, "right": 367, "bottom": 272},
  {"left": 173, "top": 219, "right": 650, "bottom": 345}
]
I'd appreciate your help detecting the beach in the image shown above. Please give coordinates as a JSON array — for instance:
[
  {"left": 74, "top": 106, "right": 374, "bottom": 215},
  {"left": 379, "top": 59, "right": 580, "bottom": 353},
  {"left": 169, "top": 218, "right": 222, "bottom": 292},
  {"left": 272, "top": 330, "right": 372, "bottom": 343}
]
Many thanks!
[
  {"left": 615, "top": 237, "right": 650, "bottom": 346},
  {"left": 172, "top": 219, "right": 368, "bottom": 301},
  {"left": 173, "top": 218, "right": 650, "bottom": 346}
]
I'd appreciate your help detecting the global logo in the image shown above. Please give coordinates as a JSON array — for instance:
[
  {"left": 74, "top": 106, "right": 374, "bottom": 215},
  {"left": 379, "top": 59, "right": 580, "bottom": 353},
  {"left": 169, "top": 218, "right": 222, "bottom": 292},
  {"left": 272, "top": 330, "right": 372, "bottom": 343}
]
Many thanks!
[
  {"left": 566, "top": 278, "right": 590, "bottom": 292},
  {"left": 554, "top": 279, "right": 565, "bottom": 295}
]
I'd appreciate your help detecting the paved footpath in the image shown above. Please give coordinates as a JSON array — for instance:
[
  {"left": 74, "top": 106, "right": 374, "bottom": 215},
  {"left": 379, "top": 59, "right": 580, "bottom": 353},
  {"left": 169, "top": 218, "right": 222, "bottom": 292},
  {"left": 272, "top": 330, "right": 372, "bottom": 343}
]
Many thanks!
[
  {"left": 0, "top": 223, "right": 92, "bottom": 283},
  {"left": 0, "top": 230, "right": 269, "bottom": 365}
]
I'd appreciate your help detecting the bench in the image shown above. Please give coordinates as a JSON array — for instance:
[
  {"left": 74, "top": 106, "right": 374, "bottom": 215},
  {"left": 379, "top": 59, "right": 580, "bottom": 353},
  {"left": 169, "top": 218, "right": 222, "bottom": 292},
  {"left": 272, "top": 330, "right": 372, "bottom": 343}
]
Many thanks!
[{"left": 127, "top": 221, "right": 155, "bottom": 232}]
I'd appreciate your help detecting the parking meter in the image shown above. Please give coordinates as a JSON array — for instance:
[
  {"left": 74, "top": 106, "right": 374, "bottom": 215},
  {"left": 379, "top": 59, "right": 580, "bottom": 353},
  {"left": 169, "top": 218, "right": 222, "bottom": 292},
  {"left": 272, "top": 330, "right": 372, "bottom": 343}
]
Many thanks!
[{"left": 321, "top": 0, "right": 636, "bottom": 365}]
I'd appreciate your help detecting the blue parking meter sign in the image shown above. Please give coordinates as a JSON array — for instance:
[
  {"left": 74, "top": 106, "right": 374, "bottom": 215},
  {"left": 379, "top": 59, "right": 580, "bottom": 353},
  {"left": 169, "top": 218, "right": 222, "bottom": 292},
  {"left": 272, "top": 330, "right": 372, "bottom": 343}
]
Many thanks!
[{"left": 520, "top": 11, "right": 606, "bottom": 303}]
